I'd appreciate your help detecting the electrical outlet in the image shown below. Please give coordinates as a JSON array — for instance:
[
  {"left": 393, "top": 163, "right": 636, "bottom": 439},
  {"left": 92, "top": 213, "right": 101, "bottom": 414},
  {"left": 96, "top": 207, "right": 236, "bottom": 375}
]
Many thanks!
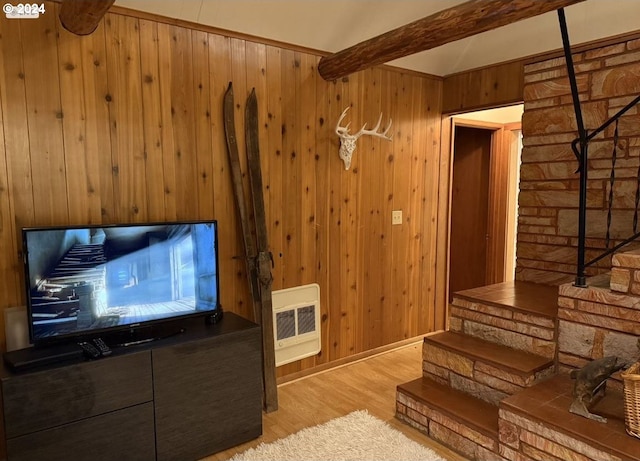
[{"left": 392, "top": 210, "right": 402, "bottom": 225}]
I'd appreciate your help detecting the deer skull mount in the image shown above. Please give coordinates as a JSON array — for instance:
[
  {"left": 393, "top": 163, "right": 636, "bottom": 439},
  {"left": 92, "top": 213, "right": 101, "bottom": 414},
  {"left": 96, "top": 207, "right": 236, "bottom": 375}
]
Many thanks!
[{"left": 335, "top": 107, "right": 392, "bottom": 170}]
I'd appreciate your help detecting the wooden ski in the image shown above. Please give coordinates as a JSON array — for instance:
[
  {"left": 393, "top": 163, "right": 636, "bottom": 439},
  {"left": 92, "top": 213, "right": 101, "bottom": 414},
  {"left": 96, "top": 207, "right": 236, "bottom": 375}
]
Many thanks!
[
  {"left": 223, "top": 82, "right": 278, "bottom": 412},
  {"left": 245, "top": 88, "right": 278, "bottom": 412},
  {"left": 223, "top": 82, "right": 261, "bottom": 325}
]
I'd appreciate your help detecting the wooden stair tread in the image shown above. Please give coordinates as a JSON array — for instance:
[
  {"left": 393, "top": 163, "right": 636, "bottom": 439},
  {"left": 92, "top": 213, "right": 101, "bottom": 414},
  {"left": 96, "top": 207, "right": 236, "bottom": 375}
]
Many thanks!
[
  {"left": 425, "top": 331, "right": 552, "bottom": 376},
  {"left": 453, "top": 280, "right": 558, "bottom": 318},
  {"left": 398, "top": 377, "right": 498, "bottom": 439},
  {"left": 502, "top": 374, "right": 640, "bottom": 461}
]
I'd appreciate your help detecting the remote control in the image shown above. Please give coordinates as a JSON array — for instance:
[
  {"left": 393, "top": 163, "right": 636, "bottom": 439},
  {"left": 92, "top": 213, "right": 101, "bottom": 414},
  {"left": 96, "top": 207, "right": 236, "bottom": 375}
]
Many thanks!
[
  {"left": 78, "top": 341, "right": 101, "bottom": 359},
  {"left": 92, "top": 338, "right": 112, "bottom": 357}
]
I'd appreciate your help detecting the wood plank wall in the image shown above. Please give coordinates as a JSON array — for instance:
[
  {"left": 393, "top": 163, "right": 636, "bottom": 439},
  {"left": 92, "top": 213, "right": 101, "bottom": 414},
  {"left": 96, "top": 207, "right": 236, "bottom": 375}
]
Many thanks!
[
  {"left": 442, "top": 61, "right": 525, "bottom": 113},
  {"left": 0, "top": 4, "right": 443, "bottom": 378},
  {"left": 441, "top": 31, "right": 640, "bottom": 115}
]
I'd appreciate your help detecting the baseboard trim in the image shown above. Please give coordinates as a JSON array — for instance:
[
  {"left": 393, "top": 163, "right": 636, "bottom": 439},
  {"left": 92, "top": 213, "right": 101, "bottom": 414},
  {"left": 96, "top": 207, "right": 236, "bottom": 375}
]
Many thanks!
[{"left": 276, "top": 333, "right": 442, "bottom": 386}]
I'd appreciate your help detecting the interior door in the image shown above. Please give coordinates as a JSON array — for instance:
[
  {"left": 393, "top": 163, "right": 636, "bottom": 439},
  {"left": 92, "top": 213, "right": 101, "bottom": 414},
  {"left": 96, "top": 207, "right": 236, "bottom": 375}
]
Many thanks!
[
  {"left": 436, "top": 115, "right": 521, "bottom": 328},
  {"left": 449, "top": 126, "right": 492, "bottom": 297}
]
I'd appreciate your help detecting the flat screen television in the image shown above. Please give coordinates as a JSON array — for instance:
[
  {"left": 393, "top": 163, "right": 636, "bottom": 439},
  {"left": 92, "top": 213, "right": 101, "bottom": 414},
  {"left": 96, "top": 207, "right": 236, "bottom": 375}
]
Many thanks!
[{"left": 22, "top": 221, "right": 222, "bottom": 347}]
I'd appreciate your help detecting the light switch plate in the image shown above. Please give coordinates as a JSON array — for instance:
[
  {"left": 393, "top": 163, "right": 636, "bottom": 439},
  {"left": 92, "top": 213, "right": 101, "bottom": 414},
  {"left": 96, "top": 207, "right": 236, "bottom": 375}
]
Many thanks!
[{"left": 392, "top": 210, "right": 402, "bottom": 225}]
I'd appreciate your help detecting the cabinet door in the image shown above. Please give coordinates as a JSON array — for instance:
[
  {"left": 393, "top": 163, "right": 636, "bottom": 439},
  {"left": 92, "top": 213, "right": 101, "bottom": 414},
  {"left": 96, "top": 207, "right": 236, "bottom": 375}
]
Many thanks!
[
  {"left": 7, "top": 402, "right": 155, "bottom": 461},
  {"left": 2, "top": 352, "right": 153, "bottom": 438},
  {"left": 153, "top": 326, "right": 262, "bottom": 461}
]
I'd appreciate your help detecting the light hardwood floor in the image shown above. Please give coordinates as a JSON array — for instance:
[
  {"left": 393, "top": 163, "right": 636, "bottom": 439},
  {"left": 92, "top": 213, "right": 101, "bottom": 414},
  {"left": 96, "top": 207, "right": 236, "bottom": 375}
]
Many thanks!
[{"left": 205, "top": 342, "right": 466, "bottom": 460}]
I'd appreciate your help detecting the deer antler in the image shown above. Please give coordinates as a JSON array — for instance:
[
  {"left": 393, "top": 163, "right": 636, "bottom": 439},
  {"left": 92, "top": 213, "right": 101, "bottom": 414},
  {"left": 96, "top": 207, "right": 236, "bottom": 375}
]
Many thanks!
[
  {"left": 335, "top": 107, "right": 352, "bottom": 136},
  {"left": 354, "top": 112, "right": 393, "bottom": 140},
  {"left": 335, "top": 107, "right": 392, "bottom": 170}
]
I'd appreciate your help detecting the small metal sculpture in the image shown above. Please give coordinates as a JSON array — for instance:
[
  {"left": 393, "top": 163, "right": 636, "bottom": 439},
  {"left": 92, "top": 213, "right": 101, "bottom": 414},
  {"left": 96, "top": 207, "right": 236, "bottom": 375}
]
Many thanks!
[
  {"left": 569, "top": 356, "right": 626, "bottom": 423},
  {"left": 335, "top": 107, "right": 392, "bottom": 170}
]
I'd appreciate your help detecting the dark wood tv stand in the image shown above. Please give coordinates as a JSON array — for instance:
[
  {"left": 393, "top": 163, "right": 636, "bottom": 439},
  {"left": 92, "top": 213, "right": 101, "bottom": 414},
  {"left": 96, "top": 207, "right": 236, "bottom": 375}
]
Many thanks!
[{"left": 0, "top": 313, "right": 263, "bottom": 461}]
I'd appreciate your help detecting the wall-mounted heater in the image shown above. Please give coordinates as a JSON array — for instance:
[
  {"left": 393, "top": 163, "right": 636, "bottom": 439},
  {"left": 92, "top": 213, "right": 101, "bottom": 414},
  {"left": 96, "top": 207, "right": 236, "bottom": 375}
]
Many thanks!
[{"left": 272, "top": 283, "right": 320, "bottom": 367}]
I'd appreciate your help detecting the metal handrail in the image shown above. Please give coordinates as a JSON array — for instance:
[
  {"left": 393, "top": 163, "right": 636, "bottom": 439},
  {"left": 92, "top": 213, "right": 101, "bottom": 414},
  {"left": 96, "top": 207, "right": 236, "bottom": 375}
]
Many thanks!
[{"left": 558, "top": 9, "right": 640, "bottom": 287}]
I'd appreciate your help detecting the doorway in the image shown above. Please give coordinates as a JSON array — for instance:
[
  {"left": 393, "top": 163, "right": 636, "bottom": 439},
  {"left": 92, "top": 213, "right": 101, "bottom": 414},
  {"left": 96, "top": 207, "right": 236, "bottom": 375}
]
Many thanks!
[
  {"left": 436, "top": 105, "right": 523, "bottom": 308},
  {"left": 449, "top": 126, "right": 493, "bottom": 296}
]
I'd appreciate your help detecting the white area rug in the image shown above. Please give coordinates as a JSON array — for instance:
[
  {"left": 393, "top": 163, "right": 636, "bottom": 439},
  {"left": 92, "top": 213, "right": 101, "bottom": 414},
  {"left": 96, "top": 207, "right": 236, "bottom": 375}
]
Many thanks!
[{"left": 230, "top": 410, "right": 446, "bottom": 461}]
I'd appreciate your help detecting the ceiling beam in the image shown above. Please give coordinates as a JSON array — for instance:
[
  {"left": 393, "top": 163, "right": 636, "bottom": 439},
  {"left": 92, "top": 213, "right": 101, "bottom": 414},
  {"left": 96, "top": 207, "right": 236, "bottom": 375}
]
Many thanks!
[
  {"left": 317, "top": 0, "right": 586, "bottom": 81},
  {"left": 59, "top": 0, "right": 115, "bottom": 35}
]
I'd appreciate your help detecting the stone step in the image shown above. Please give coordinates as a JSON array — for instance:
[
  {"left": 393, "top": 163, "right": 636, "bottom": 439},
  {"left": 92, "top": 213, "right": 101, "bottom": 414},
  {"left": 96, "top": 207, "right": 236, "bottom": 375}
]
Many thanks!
[
  {"left": 450, "top": 281, "right": 558, "bottom": 359},
  {"left": 397, "top": 377, "right": 500, "bottom": 461},
  {"left": 500, "top": 373, "right": 640, "bottom": 461},
  {"left": 423, "top": 332, "right": 554, "bottom": 406}
]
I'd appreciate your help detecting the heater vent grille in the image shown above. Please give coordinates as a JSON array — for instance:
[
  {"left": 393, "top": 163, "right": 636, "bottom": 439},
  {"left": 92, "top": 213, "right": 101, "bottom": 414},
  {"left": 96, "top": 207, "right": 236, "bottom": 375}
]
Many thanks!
[
  {"left": 272, "top": 284, "right": 321, "bottom": 367},
  {"left": 276, "top": 310, "right": 295, "bottom": 340},
  {"left": 297, "top": 305, "right": 316, "bottom": 335}
]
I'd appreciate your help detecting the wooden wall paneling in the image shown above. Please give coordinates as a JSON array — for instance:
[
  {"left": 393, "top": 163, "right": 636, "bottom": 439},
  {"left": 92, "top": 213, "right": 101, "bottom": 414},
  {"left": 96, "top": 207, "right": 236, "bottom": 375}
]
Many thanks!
[
  {"left": 313, "top": 56, "right": 332, "bottom": 366},
  {"left": 299, "top": 53, "right": 317, "bottom": 288},
  {"left": 340, "top": 74, "right": 360, "bottom": 357},
  {"left": 384, "top": 71, "right": 402, "bottom": 344},
  {"left": 0, "top": 18, "right": 34, "bottom": 236},
  {"left": 362, "top": 67, "right": 385, "bottom": 351},
  {"left": 0, "top": 63, "right": 20, "bottom": 319},
  {"left": 296, "top": 52, "right": 319, "bottom": 371},
  {"left": 264, "top": 45, "right": 284, "bottom": 292},
  {"left": 407, "top": 75, "right": 425, "bottom": 339},
  {"left": 105, "top": 14, "right": 147, "bottom": 222},
  {"left": 0, "top": 18, "right": 30, "bottom": 311},
  {"left": 244, "top": 39, "right": 269, "bottom": 321},
  {"left": 326, "top": 77, "right": 344, "bottom": 361},
  {"left": 243, "top": 40, "right": 268, "bottom": 242},
  {"left": 192, "top": 30, "right": 214, "bottom": 220},
  {"left": 390, "top": 72, "right": 413, "bottom": 341},
  {"left": 78, "top": 20, "right": 114, "bottom": 224},
  {"left": 229, "top": 38, "right": 253, "bottom": 317},
  {"left": 313, "top": 56, "right": 335, "bottom": 364},
  {"left": 340, "top": 72, "right": 360, "bottom": 355},
  {"left": 442, "top": 61, "right": 524, "bottom": 114},
  {"left": 229, "top": 37, "right": 254, "bottom": 317},
  {"left": 415, "top": 77, "right": 432, "bottom": 334},
  {"left": 138, "top": 20, "right": 166, "bottom": 222},
  {"left": 378, "top": 70, "right": 394, "bottom": 346},
  {"left": 280, "top": 50, "right": 302, "bottom": 290},
  {"left": 281, "top": 49, "right": 304, "bottom": 373},
  {"left": 271, "top": 48, "right": 293, "bottom": 372},
  {"left": 0, "top": 5, "right": 449, "bottom": 374},
  {"left": 169, "top": 25, "right": 198, "bottom": 221},
  {"left": 355, "top": 74, "right": 367, "bottom": 353},
  {"left": 297, "top": 77, "right": 320, "bottom": 372},
  {"left": 21, "top": 10, "right": 68, "bottom": 226},
  {"left": 355, "top": 68, "right": 374, "bottom": 352},
  {"left": 207, "top": 34, "right": 244, "bottom": 317},
  {"left": 435, "top": 116, "right": 454, "bottom": 330},
  {"left": 56, "top": 18, "right": 102, "bottom": 225},
  {"left": 421, "top": 78, "right": 443, "bottom": 332},
  {"left": 156, "top": 23, "right": 177, "bottom": 220},
  {"left": 229, "top": 37, "right": 249, "bottom": 208}
]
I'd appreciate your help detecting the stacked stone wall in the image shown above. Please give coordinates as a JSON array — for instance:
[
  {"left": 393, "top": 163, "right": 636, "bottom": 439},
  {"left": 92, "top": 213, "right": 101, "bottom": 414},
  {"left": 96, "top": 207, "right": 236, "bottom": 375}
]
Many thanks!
[
  {"left": 518, "top": 38, "right": 640, "bottom": 284},
  {"left": 557, "top": 276, "right": 640, "bottom": 374}
]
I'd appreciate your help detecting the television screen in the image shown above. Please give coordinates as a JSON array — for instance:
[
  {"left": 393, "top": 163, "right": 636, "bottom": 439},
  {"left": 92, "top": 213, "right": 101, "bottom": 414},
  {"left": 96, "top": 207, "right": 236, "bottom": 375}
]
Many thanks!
[{"left": 23, "top": 221, "right": 220, "bottom": 345}]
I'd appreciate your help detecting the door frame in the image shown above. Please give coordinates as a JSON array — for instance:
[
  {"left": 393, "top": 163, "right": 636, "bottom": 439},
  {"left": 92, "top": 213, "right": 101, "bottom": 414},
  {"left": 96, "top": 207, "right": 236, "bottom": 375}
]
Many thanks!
[{"left": 434, "top": 116, "right": 521, "bottom": 330}]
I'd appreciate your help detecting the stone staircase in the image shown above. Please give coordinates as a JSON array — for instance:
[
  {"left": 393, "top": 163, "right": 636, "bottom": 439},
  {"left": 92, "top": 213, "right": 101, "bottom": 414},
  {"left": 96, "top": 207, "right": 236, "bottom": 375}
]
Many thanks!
[
  {"left": 449, "top": 282, "right": 557, "bottom": 359},
  {"left": 396, "top": 269, "right": 640, "bottom": 461},
  {"left": 397, "top": 281, "right": 557, "bottom": 460}
]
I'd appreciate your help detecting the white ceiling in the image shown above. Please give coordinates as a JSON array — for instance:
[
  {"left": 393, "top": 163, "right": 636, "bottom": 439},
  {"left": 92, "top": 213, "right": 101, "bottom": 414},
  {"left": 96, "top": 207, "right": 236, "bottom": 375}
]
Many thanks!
[{"left": 114, "top": 0, "right": 640, "bottom": 76}]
